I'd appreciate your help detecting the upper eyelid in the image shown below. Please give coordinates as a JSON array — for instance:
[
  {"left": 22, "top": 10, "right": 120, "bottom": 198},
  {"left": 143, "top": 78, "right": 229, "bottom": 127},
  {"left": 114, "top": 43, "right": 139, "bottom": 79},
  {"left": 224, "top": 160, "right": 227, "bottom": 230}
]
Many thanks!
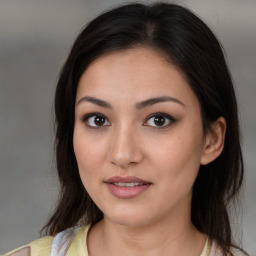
[
  {"left": 81, "top": 112, "right": 109, "bottom": 122},
  {"left": 80, "top": 112, "right": 174, "bottom": 120},
  {"left": 145, "top": 112, "right": 175, "bottom": 120},
  {"left": 81, "top": 113, "right": 110, "bottom": 129},
  {"left": 143, "top": 113, "right": 175, "bottom": 128},
  {"left": 81, "top": 112, "right": 105, "bottom": 119}
]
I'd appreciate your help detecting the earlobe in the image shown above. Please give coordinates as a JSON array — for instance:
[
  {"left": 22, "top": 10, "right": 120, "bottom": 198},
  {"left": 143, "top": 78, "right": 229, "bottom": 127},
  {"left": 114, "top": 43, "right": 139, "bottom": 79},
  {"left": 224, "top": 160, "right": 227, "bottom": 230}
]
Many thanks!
[{"left": 200, "top": 117, "right": 226, "bottom": 165}]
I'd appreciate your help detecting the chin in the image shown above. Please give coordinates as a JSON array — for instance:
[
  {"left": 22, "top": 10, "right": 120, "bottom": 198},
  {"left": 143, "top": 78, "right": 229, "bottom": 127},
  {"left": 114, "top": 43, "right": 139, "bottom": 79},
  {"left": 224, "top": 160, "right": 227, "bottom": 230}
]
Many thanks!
[{"left": 104, "top": 207, "right": 156, "bottom": 228}]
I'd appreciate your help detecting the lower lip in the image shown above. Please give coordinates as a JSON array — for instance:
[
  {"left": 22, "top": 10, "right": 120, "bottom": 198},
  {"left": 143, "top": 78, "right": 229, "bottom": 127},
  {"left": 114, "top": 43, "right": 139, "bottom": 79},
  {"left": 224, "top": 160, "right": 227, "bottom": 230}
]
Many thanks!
[{"left": 106, "top": 183, "right": 151, "bottom": 199}]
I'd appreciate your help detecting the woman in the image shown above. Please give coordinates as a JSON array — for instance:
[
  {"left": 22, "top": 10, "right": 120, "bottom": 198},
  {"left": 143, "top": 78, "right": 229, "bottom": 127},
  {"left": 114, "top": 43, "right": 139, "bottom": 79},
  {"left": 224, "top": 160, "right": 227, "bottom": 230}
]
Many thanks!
[{"left": 5, "top": 2, "right": 248, "bottom": 256}]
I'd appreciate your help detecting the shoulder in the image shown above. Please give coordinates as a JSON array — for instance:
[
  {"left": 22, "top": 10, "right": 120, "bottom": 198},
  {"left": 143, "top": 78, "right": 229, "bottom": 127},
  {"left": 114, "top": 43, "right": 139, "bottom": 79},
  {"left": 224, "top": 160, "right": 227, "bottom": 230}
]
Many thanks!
[
  {"left": 3, "top": 225, "right": 90, "bottom": 256},
  {"left": 3, "top": 236, "right": 53, "bottom": 256}
]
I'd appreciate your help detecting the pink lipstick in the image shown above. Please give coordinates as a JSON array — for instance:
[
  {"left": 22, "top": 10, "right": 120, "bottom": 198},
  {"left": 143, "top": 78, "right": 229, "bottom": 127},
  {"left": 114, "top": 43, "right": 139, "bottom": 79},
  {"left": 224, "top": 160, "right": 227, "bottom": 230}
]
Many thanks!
[{"left": 105, "top": 176, "right": 152, "bottom": 199}]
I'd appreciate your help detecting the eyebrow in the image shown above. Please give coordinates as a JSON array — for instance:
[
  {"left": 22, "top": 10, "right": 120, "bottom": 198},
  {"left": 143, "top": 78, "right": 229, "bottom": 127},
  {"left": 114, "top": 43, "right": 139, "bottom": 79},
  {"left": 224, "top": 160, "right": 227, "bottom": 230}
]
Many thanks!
[
  {"left": 77, "top": 96, "right": 112, "bottom": 108},
  {"left": 136, "top": 96, "right": 185, "bottom": 109},
  {"left": 77, "top": 95, "right": 185, "bottom": 109}
]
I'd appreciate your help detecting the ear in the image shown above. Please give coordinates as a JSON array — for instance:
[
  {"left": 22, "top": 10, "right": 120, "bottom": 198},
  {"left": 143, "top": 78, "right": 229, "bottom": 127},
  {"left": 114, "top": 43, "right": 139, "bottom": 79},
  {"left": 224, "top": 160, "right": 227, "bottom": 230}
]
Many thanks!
[{"left": 200, "top": 117, "right": 226, "bottom": 165}]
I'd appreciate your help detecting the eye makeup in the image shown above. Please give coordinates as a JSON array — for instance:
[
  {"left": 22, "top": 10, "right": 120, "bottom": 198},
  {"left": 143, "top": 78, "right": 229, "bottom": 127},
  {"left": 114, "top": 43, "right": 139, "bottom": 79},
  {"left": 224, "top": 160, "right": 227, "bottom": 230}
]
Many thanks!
[{"left": 80, "top": 111, "right": 177, "bottom": 130}]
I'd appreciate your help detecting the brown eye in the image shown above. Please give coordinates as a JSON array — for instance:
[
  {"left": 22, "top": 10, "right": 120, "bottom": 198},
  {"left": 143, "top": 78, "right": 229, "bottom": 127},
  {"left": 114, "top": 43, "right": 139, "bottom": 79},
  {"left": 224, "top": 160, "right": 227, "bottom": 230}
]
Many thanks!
[
  {"left": 153, "top": 116, "right": 165, "bottom": 126},
  {"left": 144, "top": 113, "right": 175, "bottom": 128},
  {"left": 82, "top": 113, "right": 110, "bottom": 128},
  {"left": 94, "top": 116, "right": 105, "bottom": 126}
]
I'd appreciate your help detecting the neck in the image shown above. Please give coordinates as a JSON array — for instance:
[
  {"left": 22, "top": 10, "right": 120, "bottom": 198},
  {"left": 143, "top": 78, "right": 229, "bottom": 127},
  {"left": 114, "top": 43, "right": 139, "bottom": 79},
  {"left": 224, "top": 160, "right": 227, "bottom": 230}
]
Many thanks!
[{"left": 87, "top": 210, "right": 206, "bottom": 256}]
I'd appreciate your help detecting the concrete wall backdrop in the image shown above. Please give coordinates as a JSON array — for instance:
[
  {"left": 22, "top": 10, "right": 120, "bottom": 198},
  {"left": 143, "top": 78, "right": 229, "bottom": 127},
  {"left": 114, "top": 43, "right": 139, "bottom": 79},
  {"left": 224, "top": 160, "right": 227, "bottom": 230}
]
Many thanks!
[{"left": 0, "top": 0, "right": 255, "bottom": 254}]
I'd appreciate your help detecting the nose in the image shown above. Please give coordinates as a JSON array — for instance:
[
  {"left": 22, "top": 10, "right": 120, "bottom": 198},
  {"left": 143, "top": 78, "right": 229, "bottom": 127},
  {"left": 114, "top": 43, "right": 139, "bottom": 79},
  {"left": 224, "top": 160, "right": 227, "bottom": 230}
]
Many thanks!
[{"left": 108, "top": 125, "right": 143, "bottom": 169}]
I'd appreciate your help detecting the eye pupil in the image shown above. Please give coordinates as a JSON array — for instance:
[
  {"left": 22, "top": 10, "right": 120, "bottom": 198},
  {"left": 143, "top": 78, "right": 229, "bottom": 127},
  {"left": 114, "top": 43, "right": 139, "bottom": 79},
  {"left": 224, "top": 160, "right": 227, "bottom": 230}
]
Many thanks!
[
  {"left": 95, "top": 116, "right": 105, "bottom": 126},
  {"left": 154, "top": 116, "right": 165, "bottom": 126}
]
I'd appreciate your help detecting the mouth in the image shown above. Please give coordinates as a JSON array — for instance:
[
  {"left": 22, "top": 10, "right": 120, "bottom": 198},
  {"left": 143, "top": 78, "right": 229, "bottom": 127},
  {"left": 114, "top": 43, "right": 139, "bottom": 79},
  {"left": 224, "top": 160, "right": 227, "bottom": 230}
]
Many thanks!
[
  {"left": 105, "top": 176, "right": 152, "bottom": 199},
  {"left": 111, "top": 182, "right": 145, "bottom": 187}
]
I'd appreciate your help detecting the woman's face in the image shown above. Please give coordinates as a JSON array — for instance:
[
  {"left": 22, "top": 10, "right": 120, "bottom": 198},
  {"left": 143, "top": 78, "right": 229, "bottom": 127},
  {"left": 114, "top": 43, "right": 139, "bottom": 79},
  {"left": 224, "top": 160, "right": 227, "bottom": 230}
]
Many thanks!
[{"left": 73, "top": 47, "right": 207, "bottom": 227}]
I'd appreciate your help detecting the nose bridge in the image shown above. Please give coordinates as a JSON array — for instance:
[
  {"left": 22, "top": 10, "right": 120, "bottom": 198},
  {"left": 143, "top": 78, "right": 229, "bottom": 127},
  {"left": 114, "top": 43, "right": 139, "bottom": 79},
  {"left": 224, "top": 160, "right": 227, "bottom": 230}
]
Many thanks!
[{"left": 109, "top": 121, "right": 142, "bottom": 168}]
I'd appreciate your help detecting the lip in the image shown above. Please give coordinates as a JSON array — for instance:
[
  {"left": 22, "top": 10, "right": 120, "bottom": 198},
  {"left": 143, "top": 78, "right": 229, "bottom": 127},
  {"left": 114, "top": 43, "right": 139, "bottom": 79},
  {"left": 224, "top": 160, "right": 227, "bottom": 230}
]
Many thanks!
[
  {"left": 106, "top": 176, "right": 151, "bottom": 184},
  {"left": 105, "top": 176, "right": 152, "bottom": 199}
]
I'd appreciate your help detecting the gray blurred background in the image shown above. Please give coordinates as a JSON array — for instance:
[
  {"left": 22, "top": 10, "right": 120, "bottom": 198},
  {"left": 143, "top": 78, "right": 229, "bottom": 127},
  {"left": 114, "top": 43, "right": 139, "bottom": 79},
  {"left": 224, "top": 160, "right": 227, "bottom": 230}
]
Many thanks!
[{"left": 0, "top": 0, "right": 255, "bottom": 254}]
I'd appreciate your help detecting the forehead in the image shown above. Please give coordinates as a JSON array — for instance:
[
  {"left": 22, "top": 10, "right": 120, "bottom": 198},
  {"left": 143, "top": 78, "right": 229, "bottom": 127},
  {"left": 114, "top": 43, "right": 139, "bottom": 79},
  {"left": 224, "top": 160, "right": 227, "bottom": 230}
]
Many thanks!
[{"left": 76, "top": 47, "right": 199, "bottom": 108}]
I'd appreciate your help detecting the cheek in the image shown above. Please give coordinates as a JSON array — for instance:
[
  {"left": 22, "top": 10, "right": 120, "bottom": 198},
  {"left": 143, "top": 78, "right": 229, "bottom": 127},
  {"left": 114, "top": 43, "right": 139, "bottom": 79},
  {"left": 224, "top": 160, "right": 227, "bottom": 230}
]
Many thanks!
[
  {"left": 73, "top": 132, "right": 109, "bottom": 208},
  {"left": 73, "top": 128, "right": 107, "bottom": 183},
  {"left": 148, "top": 128, "right": 203, "bottom": 190}
]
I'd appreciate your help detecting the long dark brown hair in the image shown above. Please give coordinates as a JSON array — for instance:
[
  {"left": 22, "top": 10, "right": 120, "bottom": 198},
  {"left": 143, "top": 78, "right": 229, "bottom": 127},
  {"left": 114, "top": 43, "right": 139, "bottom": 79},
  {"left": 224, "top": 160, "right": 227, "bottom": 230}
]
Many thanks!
[{"left": 42, "top": 2, "right": 246, "bottom": 255}]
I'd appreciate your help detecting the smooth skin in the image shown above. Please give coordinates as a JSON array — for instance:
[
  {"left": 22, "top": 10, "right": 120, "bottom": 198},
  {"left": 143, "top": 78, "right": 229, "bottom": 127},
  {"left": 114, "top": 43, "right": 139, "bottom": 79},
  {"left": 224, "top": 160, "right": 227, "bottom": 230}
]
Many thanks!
[{"left": 73, "top": 47, "right": 226, "bottom": 256}]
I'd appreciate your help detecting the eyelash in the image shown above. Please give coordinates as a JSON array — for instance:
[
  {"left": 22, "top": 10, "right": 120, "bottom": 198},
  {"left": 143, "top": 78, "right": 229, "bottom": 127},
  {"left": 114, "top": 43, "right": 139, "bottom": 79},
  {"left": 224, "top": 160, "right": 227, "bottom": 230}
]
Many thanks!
[
  {"left": 144, "top": 112, "right": 176, "bottom": 129},
  {"left": 80, "top": 112, "right": 176, "bottom": 130},
  {"left": 81, "top": 113, "right": 110, "bottom": 129}
]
